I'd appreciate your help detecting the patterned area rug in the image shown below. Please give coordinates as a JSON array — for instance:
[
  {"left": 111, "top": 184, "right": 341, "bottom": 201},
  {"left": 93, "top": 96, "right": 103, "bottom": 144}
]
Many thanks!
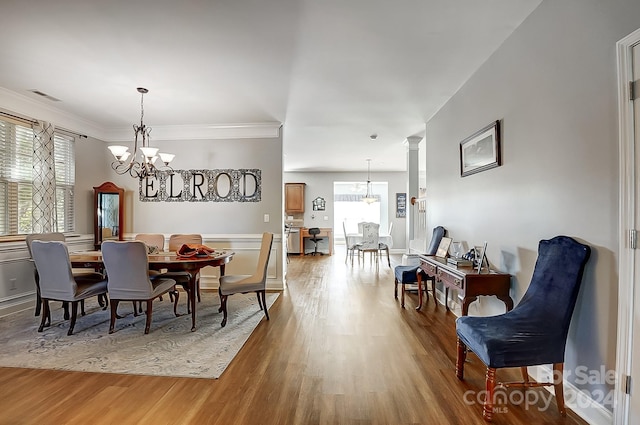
[{"left": 0, "top": 291, "right": 278, "bottom": 379}]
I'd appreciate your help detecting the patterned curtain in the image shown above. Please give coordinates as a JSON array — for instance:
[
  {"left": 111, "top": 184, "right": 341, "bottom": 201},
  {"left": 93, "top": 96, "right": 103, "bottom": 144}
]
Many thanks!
[{"left": 31, "top": 121, "right": 58, "bottom": 233}]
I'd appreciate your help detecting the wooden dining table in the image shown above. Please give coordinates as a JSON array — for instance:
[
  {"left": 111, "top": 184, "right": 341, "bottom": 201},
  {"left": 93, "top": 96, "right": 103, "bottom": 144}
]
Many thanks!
[{"left": 69, "top": 251, "right": 234, "bottom": 331}]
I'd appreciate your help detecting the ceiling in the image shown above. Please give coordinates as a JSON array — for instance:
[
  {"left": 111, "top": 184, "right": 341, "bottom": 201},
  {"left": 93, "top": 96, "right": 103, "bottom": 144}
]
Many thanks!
[{"left": 0, "top": 0, "right": 541, "bottom": 172}]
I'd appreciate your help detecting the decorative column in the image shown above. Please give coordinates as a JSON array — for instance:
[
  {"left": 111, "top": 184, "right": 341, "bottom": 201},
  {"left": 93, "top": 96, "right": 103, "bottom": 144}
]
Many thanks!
[{"left": 404, "top": 135, "right": 422, "bottom": 252}]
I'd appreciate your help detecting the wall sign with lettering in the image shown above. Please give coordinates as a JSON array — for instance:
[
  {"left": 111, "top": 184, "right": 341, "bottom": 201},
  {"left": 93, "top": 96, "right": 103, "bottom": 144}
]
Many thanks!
[{"left": 139, "top": 169, "right": 261, "bottom": 202}]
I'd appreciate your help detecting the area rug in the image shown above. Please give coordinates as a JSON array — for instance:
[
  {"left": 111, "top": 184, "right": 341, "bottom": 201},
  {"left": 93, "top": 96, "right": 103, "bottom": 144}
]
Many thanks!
[{"left": 0, "top": 291, "right": 278, "bottom": 379}]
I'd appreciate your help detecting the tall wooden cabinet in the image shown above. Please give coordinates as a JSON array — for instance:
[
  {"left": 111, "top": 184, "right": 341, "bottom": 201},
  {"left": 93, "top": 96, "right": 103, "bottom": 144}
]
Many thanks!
[{"left": 285, "top": 183, "right": 305, "bottom": 213}]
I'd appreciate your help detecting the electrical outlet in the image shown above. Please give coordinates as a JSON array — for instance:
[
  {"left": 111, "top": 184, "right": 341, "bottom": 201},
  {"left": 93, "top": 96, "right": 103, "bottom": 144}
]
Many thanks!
[
  {"left": 263, "top": 214, "right": 270, "bottom": 223},
  {"left": 9, "top": 278, "right": 17, "bottom": 291},
  {"left": 323, "top": 216, "right": 329, "bottom": 221}
]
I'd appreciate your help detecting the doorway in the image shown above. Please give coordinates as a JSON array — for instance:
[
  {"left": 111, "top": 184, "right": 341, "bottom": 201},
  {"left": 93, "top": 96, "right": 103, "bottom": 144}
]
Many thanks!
[{"left": 615, "top": 27, "right": 640, "bottom": 425}]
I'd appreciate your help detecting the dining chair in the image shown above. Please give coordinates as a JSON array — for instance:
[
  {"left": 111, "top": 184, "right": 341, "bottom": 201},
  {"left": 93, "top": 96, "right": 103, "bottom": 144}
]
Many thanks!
[
  {"left": 218, "top": 232, "right": 273, "bottom": 327},
  {"left": 343, "top": 221, "right": 360, "bottom": 265},
  {"left": 101, "top": 240, "right": 179, "bottom": 334},
  {"left": 166, "top": 233, "right": 203, "bottom": 312},
  {"left": 455, "top": 236, "right": 591, "bottom": 421},
  {"left": 26, "top": 232, "right": 107, "bottom": 322},
  {"left": 358, "top": 222, "right": 380, "bottom": 266},
  {"left": 134, "top": 233, "right": 165, "bottom": 252},
  {"left": 30, "top": 240, "right": 108, "bottom": 335}
]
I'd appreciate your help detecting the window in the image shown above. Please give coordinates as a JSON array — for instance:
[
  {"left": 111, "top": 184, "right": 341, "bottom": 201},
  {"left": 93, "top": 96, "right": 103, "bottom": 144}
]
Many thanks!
[
  {"left": 333, "top": 181, "right": 389, "bottom": 241},
  {"left": 0, "top": 117, "right": 75, "bottom": 236}
]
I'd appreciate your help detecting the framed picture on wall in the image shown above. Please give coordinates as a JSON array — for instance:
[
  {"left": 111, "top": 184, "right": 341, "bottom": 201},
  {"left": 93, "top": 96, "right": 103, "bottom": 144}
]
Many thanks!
[
  {"left": 460, "top": 120, "right": 501, "bottom": 177},
  {"left": 396, "top": 193, "right": 406, "bottom": 218}
]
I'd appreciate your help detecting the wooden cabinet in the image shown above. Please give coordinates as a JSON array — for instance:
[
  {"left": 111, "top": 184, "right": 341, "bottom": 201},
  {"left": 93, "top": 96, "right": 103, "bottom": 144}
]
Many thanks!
[
  {"left": 285, "top": 183, "right": 305, "bottom": 213},
  {"left": 94, "top": 182, "right": 124, "bottom": 250}
]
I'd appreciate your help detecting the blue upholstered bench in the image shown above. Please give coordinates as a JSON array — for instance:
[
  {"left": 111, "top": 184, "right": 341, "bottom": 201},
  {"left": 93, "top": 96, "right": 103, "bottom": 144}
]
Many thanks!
[{"left": 394, "top": 265, "right": 435, "bottom": 310}]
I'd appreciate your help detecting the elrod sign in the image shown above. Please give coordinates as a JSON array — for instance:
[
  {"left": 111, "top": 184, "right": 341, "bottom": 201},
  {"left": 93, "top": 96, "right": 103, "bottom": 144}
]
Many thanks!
[{"left": 138, "top": 169, "right": 261, "bottom": 202}]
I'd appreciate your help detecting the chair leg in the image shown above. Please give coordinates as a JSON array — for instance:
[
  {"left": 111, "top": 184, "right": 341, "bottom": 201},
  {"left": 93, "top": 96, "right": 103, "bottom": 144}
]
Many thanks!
[
  {"left": 456, "top": 338, "right": 467, "bottom": 380},
  {"left": 172, "top": 290, "right": 180, "bottom": 317},
  {"left": 80, "top": 299, "right": 85, "bottom": 316},
  {"left": 394, "top": 277, "right": 398, "bottom": 299},
  {"left": 63, "top": 301, "right": 70, "bottom": 320},
  {"left": 553, "top": 363, "right": 566, "bottom": 416},
  {"left": 35, "top": 281, "right": 42, "bottom": 317},
  {"left": 220, "top": 294, "right": 228, "bottom": 327},
  {"left": 256, "top": 292, "right": 264, "bottom": 310},
  {"left": 144, "top": 300, "right": 153, "bottom": 334},
  {"left": 484, "top": 367, "right": 497, "bottom": 422},
  {"left": 109, "top": 300, "right": 120, "bottom": 334},
  {"left": 68, "top": 301, "right": 79, "bottom": 336},
  {"left": 38, "top": 299, "right": 50, "bottom": 332},
  {"left": 260, "top": 290, "right": 270, "bottom": 320}
]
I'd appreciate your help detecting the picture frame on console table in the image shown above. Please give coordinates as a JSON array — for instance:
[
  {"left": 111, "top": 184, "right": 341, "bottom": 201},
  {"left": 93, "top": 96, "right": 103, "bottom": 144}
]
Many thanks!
[
  {"left": 460, "top": 120, "right": 501, "bottom": 177},
  {"left": 436, "top": 237, "right": 452, "bottom": 258}
]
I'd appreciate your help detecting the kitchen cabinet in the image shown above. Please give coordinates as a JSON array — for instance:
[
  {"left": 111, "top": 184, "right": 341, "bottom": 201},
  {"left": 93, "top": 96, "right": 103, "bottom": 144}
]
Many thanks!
[{"left": 285, "top": 183, "right": 305, "bottom": 213}]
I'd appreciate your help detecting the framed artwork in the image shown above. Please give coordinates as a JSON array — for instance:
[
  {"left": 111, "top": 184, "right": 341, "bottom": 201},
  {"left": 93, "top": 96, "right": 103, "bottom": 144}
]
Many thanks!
[
  {"left": 312, "top": 197, "right": 326, "bottom": 211},
  {"left": 396, "top": 192, "right": 406, "bottom": 218},
  {"left": 460, "top": 120, "right": 501, "bottom": 177},
  {"left": 436, "top": 237, "right": 452, "bottom": 259}
]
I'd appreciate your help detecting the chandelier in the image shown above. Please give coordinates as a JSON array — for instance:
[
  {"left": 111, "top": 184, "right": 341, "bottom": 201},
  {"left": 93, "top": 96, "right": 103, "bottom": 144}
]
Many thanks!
[
  {"left": 362, "top": 159, "right": 377, "bottom": 204},
  {"left": 108, "top": 87, "right": 175, "bottom": 179}
]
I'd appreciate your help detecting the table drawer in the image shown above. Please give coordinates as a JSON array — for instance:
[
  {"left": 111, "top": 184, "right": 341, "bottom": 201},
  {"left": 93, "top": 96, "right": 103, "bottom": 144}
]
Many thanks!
[
  {"left": 438, "top": 268, "right": 464, "bottom": 289},
  {"left": 420, "top": 261, "right": 437, "bottom": 277}
]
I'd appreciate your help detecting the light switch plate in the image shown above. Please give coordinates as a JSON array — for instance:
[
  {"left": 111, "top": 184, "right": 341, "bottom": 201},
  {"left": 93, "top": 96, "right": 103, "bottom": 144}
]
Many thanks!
[{"left": 264, "top": 214, "right": 270, "bottom": 222}]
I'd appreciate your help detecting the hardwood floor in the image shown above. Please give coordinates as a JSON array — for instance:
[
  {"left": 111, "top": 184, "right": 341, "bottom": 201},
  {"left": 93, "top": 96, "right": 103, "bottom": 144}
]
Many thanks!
[{"left": 0, "top": 249, "right": 588, "bottom": 425}]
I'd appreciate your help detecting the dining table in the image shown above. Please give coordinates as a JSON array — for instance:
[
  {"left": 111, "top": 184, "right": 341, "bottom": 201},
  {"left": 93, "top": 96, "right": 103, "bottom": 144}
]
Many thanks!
[
  {"left": 346, "top": 233, "right": 393, "bottom": 248},
  {"left": 69, "top": 250, "right": 234, "bottom": 331}
]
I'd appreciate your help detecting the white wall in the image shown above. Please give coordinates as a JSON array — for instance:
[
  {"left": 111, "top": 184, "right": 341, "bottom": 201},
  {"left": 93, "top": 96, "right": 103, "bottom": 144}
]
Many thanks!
[
  {"left": 425, "top": 0, "right": 640, "bottom": 420},
  {"left": 284, "top": 171, "right": 408, "bottom": 250}
]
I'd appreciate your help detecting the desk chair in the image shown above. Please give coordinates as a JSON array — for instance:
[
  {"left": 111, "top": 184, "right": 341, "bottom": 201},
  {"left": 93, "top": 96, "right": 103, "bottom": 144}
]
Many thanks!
[{"left": 307, "top": 227, "right": 323, "bottom": 256}]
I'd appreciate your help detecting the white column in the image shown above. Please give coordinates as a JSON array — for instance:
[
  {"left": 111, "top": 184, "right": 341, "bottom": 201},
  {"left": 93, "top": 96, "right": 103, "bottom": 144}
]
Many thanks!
[{"left": 404, "top": 135, "right": 422, "bottom": 252}]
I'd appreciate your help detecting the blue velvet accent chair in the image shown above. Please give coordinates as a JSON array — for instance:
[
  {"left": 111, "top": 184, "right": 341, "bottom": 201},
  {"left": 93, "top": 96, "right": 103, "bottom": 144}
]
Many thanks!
[
  {"left": 394, "top": 226, "right": 446, "bottom": 309},
  {"left": 455, "top": 236, "right": 591, "bottom": 422}
]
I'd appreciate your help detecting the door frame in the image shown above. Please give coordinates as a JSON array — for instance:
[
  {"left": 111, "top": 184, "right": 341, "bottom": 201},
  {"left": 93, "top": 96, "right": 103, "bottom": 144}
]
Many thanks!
[{"left": 615, "top": 26, "right": 640, "bottom": 425}]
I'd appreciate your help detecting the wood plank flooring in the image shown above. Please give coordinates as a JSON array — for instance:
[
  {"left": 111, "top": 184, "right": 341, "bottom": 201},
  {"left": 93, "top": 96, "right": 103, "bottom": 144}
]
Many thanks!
[{"left": 0, "top": 249, "right": 588, "bottom": 425}]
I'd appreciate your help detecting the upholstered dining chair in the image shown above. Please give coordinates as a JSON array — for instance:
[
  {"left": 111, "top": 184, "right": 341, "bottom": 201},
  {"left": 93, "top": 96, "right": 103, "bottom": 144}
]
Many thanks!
[
  {"left": 166, "top": 233, "right": 203, "bottom": 312},
  {"left": 358, "top": 222, "right": 380, "bottom": 266},
  {"left": 218, "top": 232, "right": 273, "bottom": 327},
  {"left": 134, "top": 233, "right": 165, "bottom": 252},
  {"left": 26, "top": 232, "right": 107, "bottom": 322},
  {"left": 394, "top": 225, "right": 446, "bottom": 309},
  {"left": 455, "top": 235, "right": 591, "bottom": 422},
  {"left": 343, "top": 221, "right": 361, "bottom": 265},
  {"left": 101, "top": 240, "right": 179, "bottom": 334},
  {"left": 30, "top": 240, "right": 108, "bottom": 335}
]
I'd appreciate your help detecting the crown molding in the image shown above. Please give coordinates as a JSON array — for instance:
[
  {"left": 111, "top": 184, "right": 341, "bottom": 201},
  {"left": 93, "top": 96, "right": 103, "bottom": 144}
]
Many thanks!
[
  {"left": 0, "top": 86, "right": 104, "bottom": 138},
  {"left": 0, "top": 86, "right": 282, "bottom": 142},
  {"left": 102, "top": 122, "right": 282, "bottom": 142}
]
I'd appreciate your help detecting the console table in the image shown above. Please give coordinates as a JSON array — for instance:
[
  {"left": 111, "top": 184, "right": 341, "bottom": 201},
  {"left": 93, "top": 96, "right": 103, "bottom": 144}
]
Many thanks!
[{"left": 417, "top": 255, "right": 513, "bottom": 315}]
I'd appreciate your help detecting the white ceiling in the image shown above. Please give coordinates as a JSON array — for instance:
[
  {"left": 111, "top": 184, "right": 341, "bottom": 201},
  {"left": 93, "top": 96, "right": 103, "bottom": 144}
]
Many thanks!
[{"left": 0, "top": 0, "right": 541, "bottom": 172}]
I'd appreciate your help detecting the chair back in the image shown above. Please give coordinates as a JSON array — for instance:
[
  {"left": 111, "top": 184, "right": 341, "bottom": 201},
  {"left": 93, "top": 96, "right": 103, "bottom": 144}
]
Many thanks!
[
  {"left": 360, "top": 222, "right": 380, "bottom": 249},
  {"left": 516, "top": 236, "right": 591, "bottom": 328},
  {"left": 31, "top": 240, "right": 77, "bottom": 300},
  {"left": 388, "top": 222, "right": 394, "bottom": 236},
  {"left": 26, "top": 232, "right": 65, "bottom": 258},
  {"left": 252, "top": 232, "right": 274, "bottom": 286},
  {"left": 168, "top": 234, "right": 202, "bottom": 252},
  {"left": 357, "top": 222, "right": 366, "bottom": 233},
  {"left": 135, "top": 233, "right": 165, "bottom": 251},
  {"left": 102, "top": 240, "right": 154, "bottom": 299},
  {"left": 425, "top": 226, "right": 447, "bottom": 255},
  {"left": 309, "top": 227, "right": 321, "bottom": 237}
]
